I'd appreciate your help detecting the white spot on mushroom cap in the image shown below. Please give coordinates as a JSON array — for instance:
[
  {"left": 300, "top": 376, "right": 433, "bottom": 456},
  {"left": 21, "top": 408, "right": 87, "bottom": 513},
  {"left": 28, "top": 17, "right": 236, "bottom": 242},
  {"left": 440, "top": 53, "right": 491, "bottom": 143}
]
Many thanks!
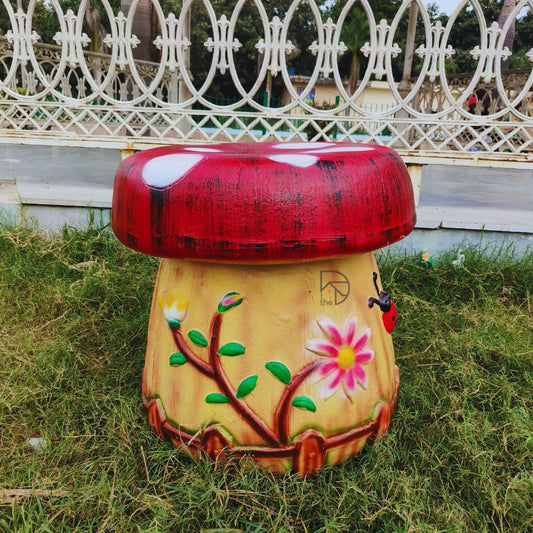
[
  {"left": 274, "top": 142, "right": 330, "bottom": 150},
  {"left": 268, "top": 154, "right": 318, "bottom": 168},
  {"left": 142, "top": 154, "right": 203, "bottom": 188},
  {"left": 309, "top": 146, "right": 375, "bottom": 154},
  {"left": 185, "top": 147, "right": 221, "bottom": 153}
]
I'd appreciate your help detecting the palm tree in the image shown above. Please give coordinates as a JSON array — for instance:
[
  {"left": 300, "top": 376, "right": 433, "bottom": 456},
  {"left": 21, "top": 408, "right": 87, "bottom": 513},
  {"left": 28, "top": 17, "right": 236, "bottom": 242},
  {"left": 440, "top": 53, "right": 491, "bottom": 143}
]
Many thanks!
[
  {"left": 120, "top": 0, "right": 160, "bottom": 61},
  {"left": 342, "top": 7, "right": 369, "bottom": 96},
  {"left": 399, "top": 0, "right": 418, "bottom": 93},
  {"left": 497, "top": 0, "right": 516, "bottom": 69},
  {"left": 84, "top": 0, "right": 109, "bottom": 53}
]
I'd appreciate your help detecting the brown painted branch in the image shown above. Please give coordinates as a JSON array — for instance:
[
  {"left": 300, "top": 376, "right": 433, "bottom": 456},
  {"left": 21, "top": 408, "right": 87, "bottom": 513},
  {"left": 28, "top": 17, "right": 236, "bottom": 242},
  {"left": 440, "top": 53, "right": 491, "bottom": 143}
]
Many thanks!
[
  {"left": 209, "top": 313, "right": 280, "bottom": 446},
  {"left": 170, "top": 327, "right": 214, "bottom": 377},
  {"left": 274, "top": 360, "right": 322, "bottom": 445}
]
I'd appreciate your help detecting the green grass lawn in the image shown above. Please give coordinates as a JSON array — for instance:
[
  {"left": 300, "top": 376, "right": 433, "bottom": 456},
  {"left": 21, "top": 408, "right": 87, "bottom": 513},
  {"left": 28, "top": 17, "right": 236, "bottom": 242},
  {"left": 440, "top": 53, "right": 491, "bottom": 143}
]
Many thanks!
[{"left": 0, "top": 224, "right": 531, "bottom": 532}]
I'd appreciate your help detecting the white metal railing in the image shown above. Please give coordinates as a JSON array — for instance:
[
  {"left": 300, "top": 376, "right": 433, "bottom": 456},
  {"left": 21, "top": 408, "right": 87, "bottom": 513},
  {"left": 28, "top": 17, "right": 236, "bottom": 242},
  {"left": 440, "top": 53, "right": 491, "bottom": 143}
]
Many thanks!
[{"left": 0, "top": 0, "right": 532, "bottom": 161}]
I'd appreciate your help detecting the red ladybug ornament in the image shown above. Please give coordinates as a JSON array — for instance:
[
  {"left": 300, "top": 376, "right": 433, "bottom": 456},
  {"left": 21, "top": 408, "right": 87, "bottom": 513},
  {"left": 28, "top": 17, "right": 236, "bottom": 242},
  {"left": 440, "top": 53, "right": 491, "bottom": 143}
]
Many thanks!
[{"left": 368, "top": 272, "right": 397, "bottom": 333}]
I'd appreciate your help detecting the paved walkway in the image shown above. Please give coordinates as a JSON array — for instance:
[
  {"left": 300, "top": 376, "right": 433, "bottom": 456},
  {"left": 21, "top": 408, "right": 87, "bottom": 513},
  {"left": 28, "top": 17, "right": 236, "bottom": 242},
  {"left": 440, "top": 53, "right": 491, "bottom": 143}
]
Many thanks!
[
  {"left": 0, "top": 144, "right": 120, "bottom": 208},
  {"left": 0, "top": 144, "right": 532, "bottom": 253},
  {"left": 416, "top": 164, "right": 533, "bottom": 234}
]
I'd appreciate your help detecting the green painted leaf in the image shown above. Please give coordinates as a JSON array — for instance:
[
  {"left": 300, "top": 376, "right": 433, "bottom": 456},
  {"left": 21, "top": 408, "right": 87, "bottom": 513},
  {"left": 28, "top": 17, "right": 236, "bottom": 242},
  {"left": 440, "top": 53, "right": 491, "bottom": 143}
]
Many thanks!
[
  {"left": 167, "top": 319, "right": 181, "bottom": 329},
  {"left": 169, "top": 352, "right": 187, "bottom": 366},
  {"left": 292, "top": 396, "right": 317, "bottom": 413},
  {"left": 218, "top": 342, "right": 245, "bottom": 357},
  {"left": 188, "top": 329, "right": 208, "bottom": 347},
  {"left": 236, "top": 375, "right": 258, "bottom": 399},
  {"left": 265, "top": 361, "right": 291, "bottom": 385},
  {"left": 205, "top": 393, "right": 230, "bottom": 404},
  {"left": 218, "top": 292, "right": 243, "bottom": 313}
]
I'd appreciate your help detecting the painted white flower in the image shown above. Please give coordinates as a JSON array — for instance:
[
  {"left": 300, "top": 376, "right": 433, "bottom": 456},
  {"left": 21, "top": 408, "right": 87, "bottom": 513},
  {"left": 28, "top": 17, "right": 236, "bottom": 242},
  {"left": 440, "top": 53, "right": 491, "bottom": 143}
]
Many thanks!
[{"left": 158, "top": 290, "right": 188, "bottom": 325}]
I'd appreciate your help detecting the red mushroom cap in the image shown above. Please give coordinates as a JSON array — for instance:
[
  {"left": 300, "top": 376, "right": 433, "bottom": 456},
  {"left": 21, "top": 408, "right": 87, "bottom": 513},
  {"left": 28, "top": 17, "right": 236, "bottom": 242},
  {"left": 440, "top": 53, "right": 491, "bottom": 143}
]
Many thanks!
[{"left": 111, "top": 142, "right": 416, "bottom": 263}]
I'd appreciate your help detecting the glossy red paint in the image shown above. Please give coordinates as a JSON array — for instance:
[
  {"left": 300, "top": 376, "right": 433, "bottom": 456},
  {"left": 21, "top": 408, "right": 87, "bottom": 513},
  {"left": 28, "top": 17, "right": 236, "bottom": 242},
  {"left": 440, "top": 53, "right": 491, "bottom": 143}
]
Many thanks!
[
  {"left": 383, "top": 300, "right": 397, "bottom": 334},
  {"left": 111, "top": 142, "right": 416, "bottom": 262}
]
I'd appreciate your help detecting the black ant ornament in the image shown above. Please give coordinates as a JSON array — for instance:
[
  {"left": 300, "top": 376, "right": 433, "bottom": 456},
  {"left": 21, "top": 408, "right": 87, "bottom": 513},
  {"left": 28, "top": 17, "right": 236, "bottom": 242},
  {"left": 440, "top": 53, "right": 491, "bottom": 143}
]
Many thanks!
[{"left": 368, "top": 272, "right": 397, "bottom": 333}]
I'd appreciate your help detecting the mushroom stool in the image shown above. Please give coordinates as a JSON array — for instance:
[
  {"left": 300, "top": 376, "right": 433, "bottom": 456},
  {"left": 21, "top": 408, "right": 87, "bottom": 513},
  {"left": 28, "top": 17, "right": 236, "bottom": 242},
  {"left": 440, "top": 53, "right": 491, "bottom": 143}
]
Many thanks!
[{"left": 112, "top": 142, "right": 416, "bottom": 475}]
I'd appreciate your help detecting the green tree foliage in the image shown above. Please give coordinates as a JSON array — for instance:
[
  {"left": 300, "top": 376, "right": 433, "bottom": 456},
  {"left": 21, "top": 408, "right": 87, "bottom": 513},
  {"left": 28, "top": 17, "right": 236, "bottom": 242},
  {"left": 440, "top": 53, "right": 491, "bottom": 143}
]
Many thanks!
[
  {"left": 444, "top": 0, "right": 502, "bottom": 73},
  {"left": 326, "top": 0, "right": 405, "bottom": 86},
  {"left": 432, "top": 0, "right": 532, "bottom": 73},
  {"left": 509, "top": 7, "right": 533, "bottom": 68},
  {"left": 29, "top": 1, "right": 61, "bottom": 43},
  {"left": 160, "top": 0, "right": 321, "bottom": 101},
  {"left": 0, "top": 0, "right": 120, "bottom": 47},
  {"left": 1, "top": 0, "right": 532, "bottom": 96}
]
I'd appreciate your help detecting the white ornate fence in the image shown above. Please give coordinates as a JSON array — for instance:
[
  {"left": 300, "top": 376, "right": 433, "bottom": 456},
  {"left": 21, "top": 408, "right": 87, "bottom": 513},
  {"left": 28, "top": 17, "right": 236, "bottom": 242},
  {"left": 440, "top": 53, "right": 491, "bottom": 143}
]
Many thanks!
[{"left": 0, "top": 0, "right": 532, "bottom": 162}]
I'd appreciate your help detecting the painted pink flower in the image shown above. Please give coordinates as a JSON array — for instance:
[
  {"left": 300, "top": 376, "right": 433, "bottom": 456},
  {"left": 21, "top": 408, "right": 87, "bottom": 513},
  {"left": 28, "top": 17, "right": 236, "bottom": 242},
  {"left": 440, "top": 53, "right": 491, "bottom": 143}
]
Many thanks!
[
  {"left": 307, "top": 317, "right": 374, "bottom": 399},
  {"left": 218, "top": 291, "right": 243, "bottom": 313}
]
